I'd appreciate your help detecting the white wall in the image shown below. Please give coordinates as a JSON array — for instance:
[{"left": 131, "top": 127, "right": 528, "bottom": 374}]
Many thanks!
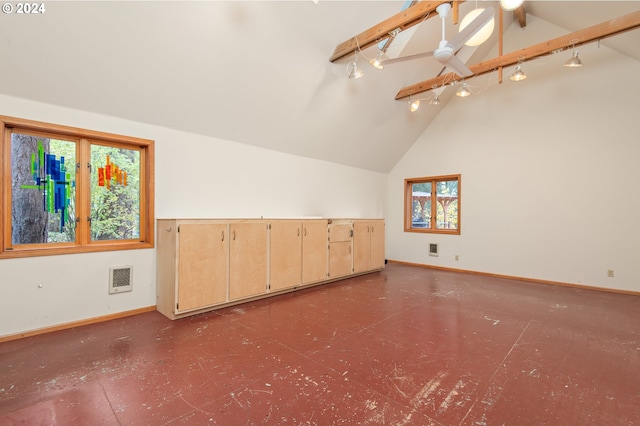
[
  {"left": 387, "top": 16, "right": 640, "bottom": 292},
  {"left": 0, "top": 94, "right": 387, "bottom": 338}
]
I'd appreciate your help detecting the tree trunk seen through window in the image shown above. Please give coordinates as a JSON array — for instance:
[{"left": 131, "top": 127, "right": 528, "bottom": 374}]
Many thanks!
[{"left": 11, "top": 134, "right": 50, "bottom": 244}]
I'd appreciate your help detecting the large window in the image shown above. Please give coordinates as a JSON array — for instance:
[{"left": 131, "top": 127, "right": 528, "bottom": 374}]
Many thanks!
[
  {"left": 405, "top": 174, "right": 460, "bottom": 234},
  {"left": 1, "top": 115, "right": 154, "bottom": 258}
]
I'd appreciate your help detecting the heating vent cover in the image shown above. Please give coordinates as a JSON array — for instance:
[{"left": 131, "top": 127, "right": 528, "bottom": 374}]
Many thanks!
[
  {"left": 109, "top": 265, "right": 133, "bottom": 294},
  {"left": 429, "top": 243, "right": 439, "bottom": 257}
]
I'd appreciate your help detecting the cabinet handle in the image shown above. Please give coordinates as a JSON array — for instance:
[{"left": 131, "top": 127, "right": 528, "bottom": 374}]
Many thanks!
[
  {"left": 297, "top": 228, "right": 300, "bottom": 237},
  {"left": 221, "top": 231, "right": 224, "bottom": 241},
  {"left": 304, "top": 227, "right": 307, "bottom": 237},
  {"left": 371, "top": 226, "right": 374, "bottom": 233},
  {"left": 233, "top": 230, "right": 236, "bottom": 240}
]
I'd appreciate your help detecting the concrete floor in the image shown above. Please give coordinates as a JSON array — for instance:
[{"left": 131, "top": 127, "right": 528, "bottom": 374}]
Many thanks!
[{"left": 1, "top": 263, "right": 639, "bottom": 425}]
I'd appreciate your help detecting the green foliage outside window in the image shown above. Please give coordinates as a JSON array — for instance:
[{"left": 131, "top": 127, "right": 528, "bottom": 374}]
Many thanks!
[
  {"left": 405, "top": 175, "right": 460, "bottom": 234},
  {"left": 1, "top": 115, "right": 154, "bottom": 258}
]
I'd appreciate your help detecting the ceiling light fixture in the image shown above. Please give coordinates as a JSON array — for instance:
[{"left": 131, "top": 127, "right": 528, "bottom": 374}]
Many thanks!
[
  {"left": 369, "top": 49, "right": 388, "bottom": 70},
  {"left": 347, "top": 52, "right": 364, "bottom": 79},
  {"left": 459, "top": 8, "right": 495, "bottom": 47},
  {"left": 510, "top": 64, "right": 527, "bottom": 81},
  {"left": 564, "top": 49, "right": 583, "bottom": 68},
  {"left": 429, "top": 95, "right": 441, "bottom": 106},
  {"left": 499, "top": 0, "right": 524, "bottom": 11},
  {"left": 456, "top": 82, "right": 471, "bottom": 97},
  {"left": 409, "top": 98, "right": 420, "bottom": 112}
]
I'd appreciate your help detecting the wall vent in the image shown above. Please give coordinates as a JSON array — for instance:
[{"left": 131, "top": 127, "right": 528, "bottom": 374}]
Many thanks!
[
  {"left": 429, "top": 243, "right": 439, "bottom": 257},
  {"left": 109, "top": 265, "right": 133, "bottom": 294}
]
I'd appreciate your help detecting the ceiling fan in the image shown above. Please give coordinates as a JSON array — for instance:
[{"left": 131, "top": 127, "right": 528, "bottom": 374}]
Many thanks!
[{"left": 381, "top": 3, "right": 495, "bottom": 77}]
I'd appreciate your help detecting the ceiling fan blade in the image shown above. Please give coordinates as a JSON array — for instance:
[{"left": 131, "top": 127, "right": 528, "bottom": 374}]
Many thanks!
[
  {"left": 440, "top": 54, "right": 473, "bottom": 77},
  {"left": 448, "top": 6, "right": 495, "bottom": 51},
  {"left": 380, "top": 50, "right": 435, "bottom": 66}
]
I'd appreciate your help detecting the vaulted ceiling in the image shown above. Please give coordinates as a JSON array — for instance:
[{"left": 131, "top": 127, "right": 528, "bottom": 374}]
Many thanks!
[{"left": 0, "top": 1, "right": 638, "bottom": 173}]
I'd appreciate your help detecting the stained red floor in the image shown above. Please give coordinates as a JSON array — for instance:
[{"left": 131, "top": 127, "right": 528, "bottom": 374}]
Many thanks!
[{"left": 1, "top": 263, "right": 639, "bottom": 425}]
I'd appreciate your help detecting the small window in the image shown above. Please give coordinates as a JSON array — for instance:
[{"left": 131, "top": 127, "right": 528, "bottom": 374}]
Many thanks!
[
  {"left": 1, "top": 115, "right": 154, "bottom": 258},
  {"left": 405, "top": 174, "right": 460, "bottom": 234}
]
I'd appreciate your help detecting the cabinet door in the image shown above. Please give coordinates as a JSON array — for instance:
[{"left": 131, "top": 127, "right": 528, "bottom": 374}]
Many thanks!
[
  {"left": 270, "top": 221, "right": 302, "bottom": 291},
  {"left": 329, "top": 241, "right": 352, "bottom": 278},
  {"left": 353, "top": 221, "right": 371, "bottom": 273},
  {"left": 229, "top": 222, "right": 268, "bottom": 300},
  {"left": 177, "top": 223, "right": 228, "bottom": 312},
  {"left": 302, "top": 220, "right": 328, "bottom": 284},
  {"left": 370, "top": 220, "right": 386, "bottom": 269}
]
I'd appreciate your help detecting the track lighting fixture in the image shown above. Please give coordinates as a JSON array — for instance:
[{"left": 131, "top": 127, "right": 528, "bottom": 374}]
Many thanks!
[
  {"left": 409, "top": 98, "right": 420, "bottom": 112},
  {"left": 347, "top": 51, "right": 364, "bottom": 79},
  {"left": 429, "top": 95, "right": 441, "bottom": 106},
  {"left": 369, "top": 49, "right": 387, "bottom": 70},
  {"left": 456, "top": 82, "right": 471, "bottom": 97},
  {"left": 563, "top": 50, "right": 583, "bottom": 68},
  {"left": 510, "top": 64, "right": 527, "bottom": 82}
]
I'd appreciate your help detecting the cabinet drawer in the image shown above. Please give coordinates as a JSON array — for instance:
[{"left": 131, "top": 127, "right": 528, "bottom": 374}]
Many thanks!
[{"left": 328, "top": 224, "right": 352, "bottom": 242}]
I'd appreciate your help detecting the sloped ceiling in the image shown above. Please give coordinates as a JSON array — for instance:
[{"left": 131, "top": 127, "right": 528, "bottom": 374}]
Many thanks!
[{"left": 0, "top": 1, "right": 638, "bottom": 173}]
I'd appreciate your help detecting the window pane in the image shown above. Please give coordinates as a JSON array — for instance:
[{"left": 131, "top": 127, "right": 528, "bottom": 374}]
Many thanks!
[
  {"left": 436, "top": 180, "right": 458, "bottom": 230},
  {"left": 11, "top": 133, "right": 76, "bottom": 245},
  {"left": 90, "top": 145, "right": 140, "bottom": 241},
  {"left": 411, "top": 182, "right": 431, "bottom": 229}
]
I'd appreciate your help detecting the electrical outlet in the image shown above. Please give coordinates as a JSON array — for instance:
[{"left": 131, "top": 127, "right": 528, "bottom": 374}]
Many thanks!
[
  {"left": 455, "top": 255, "right": 459, "bottom": 261},
  {"left": 607, "top": 269, "right": 614, "bottom": 278}
]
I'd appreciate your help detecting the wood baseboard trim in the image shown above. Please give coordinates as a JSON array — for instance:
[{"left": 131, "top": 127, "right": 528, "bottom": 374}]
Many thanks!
[
  {"left": 0, "top": 306, "right": 157, "bottom": 343},
  {"left": 386, "top": 260, "right": 640, "bottom": 297}
]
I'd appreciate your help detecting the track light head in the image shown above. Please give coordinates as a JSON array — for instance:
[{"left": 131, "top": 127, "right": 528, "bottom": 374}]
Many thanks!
[
  {"left": 456, "top": 83, "right": 471, "bottom": 97},
  {"left": 564, "top": 50, "right": 583, "bottom": 68},
  {"left": 369, "top": 50, "right": 387, "bottom": 70},
  {"left": 510, "top": 65, "right": 527, "bottom": 81},
  {"left": 347, "top": 52, "right": 364, "bottom": 79}
]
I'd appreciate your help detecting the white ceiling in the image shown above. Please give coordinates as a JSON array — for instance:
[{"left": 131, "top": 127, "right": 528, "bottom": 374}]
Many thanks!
[{"left": 0, "top": 1, "right": 638, "bottom": 172}]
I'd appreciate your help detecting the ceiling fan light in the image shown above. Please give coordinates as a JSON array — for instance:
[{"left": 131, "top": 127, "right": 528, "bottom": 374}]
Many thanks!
[
  {"left": 564, "top": 50, "right": 583, "bottom": 68},
  {"left": 499, "top": 0, "right": 524, "bottom": 11},
  {"left": 409, "top": 99, "right": 420, "bottom": 112},
  {"left": 459, "top": 8, "right": 495, "bottom": 47},
  {"left": 510, "top": 65, "right": 527, "bottom": 82},
  {"left": 456, "top": 83, "right": 471, "bottom": 97}
]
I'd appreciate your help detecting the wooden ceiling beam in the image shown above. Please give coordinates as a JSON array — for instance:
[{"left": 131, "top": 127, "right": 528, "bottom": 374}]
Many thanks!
[
  {"left": 513, "top": 4, "right": 526, "bottom": 28},
  {"left": 395, "top": 10, "right": 640, "bottom": 100},
  {"left": 329, "top": 1, "right": 463, "bottom": 63}
]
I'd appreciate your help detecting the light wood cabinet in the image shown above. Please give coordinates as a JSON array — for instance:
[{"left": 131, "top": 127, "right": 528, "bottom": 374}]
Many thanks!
[
  {"left": 353, "top": 219, "right": 386, "bottom": 273},
  {"left": 270, "top": 219, "right": 329, "bottom": 291},
  {"left": 156, "top": 218, "right": 383, "bottom": 320},
  {"left": 270, "top": 220, "right": 302, "bottom": 291},
  {"left": 156, "top": 219, "right": 229, "bottom": 319},
  {"left": 370, "top": 220, "right": 386, "bottom": 270},
  {"left": 229, "top": 222, "right": 268, "bottom": 300},
  {"left": 302, "top": 220, "right": 328, "bottom": 284},
  {"left": 177, "top": 223, "right": 228, "bottom": 311},
  {"left": 328, "top": 222, "right": 353, "bottom": 278}
]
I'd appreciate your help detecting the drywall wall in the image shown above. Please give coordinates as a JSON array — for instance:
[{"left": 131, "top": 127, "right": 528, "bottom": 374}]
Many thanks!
[
  {"left": 387, "top": 16, "right": 640, "bottom": 292},
  {"left": 0, "top": 94, "right": 387, "bottom": 338}
]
